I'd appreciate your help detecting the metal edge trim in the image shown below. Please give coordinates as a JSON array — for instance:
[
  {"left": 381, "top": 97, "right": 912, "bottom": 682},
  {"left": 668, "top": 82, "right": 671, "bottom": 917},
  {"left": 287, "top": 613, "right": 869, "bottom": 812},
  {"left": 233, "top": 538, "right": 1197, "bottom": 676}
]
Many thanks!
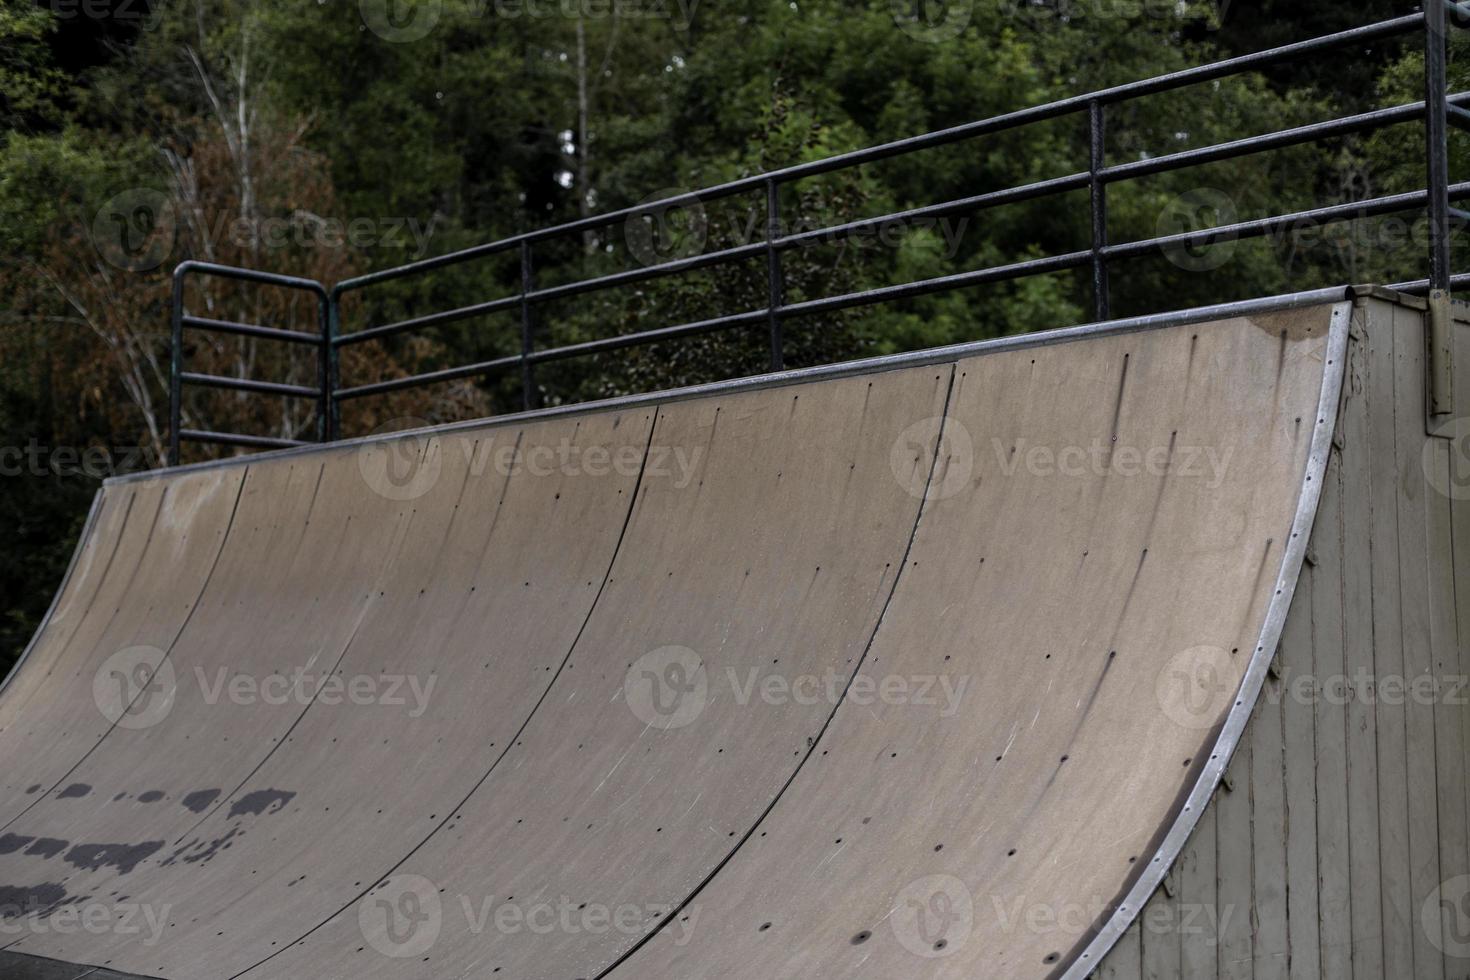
[
  {"left": 1059, "top": 299, "right": 1353, "bottom": 978},
  {"left": 0, "top": 490, "right": 106, "bottom": 697},
  {"left": 114, "top": 287, "right": 1356, "bottom": 488}
]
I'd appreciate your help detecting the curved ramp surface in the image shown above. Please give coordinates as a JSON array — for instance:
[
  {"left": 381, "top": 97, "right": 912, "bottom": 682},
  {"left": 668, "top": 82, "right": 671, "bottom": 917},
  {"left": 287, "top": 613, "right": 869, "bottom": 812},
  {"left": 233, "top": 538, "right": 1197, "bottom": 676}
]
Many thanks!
[{"left": 0, "top": 301, "right": 1345, "bottom": 980}]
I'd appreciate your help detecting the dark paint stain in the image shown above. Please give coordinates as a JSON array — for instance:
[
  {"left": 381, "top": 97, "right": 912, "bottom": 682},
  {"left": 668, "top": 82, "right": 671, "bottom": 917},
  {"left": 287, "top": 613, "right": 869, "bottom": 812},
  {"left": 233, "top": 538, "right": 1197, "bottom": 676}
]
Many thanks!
[
  {"left": 57, "top": 783, "right": 90, "bottom": 799},
  {"left": 23, "top": 785, "right": 40, "bottom": 794},
  {"left": 25, "top": 838, "right": 68, "bottom": 859},
  {"left": 64, "top": 841, "right": 164, "bottom": 875},
  {"left": 138, "top": 790, "right": 165, "bottom": 803},
  {"left": 181, "top": 789, "right": 221, "bottom": 813},
  {"left": 161, "top": 826, "right": 243, "bottom": 867},
  {"left": 228, "top": 789, "right": 295, "bottom": 819},
  {"left": 0, "top": 834, "right": 35, "bottom": 855}
]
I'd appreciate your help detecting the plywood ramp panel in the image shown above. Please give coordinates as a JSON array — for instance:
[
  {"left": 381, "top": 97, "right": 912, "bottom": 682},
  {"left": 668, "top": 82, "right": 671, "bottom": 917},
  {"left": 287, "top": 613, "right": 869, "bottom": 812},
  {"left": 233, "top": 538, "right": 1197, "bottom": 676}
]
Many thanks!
[
  {"left": 4, "top": 411, "right": 654, "bottom": 976},
  {"left": 0, "top": 450, "right": 428, "bottom": 941},
  {"left": 230, "top": 365, "right": 951, "bottom": 980},
  {"left": 0, "top": 469, "right": 244, "bottom": 828},
  {"left": 604, "top": 308, "right": 1335, "bottom": 980}
]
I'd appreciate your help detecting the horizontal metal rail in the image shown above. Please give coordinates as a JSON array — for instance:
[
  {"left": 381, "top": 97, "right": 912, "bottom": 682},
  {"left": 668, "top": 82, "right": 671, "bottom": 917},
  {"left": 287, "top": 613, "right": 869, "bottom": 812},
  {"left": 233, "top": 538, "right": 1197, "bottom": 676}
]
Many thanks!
[
  {"left": 337, "top": 182, "right": 1469, "bottom": 401},
  {"left": 179, "top": 371, "right": 323, "bottom": 398},
  {"left": 182, "top": 315, "right": 321, "bottom": 345},
  {"left": 337, "top": 92, "right": 1461, "bottom": 353}
]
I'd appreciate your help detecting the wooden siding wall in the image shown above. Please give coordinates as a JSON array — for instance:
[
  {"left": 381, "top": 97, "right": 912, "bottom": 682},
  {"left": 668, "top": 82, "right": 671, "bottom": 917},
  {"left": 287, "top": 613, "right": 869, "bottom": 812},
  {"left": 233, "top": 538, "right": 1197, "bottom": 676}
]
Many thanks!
[{"left": 1095, "top": 296, "right": 1470, "bottom": 980}]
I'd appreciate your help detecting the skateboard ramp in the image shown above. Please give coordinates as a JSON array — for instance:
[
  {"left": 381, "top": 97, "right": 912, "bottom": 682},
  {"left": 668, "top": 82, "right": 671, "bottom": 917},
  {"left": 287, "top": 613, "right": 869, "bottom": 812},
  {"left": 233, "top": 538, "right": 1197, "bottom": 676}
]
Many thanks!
[{"left": 0, "top": 299, "right": 1347, "bottom": 978}]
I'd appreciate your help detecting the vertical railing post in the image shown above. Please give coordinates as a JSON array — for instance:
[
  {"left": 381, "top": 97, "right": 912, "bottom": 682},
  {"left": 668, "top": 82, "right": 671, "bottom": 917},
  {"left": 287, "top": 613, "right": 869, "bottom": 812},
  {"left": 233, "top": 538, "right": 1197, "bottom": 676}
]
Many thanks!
[
  {"left": 327, "top": 288, "right": 342, "bottom": 441},
  {"left": 1426, "top": 0, "right": 1452, "bottom": 293},
  {"left": 765, "top": 179, "right": 785, "bottom": 372},
  {"left": 1088, "top": 99, "right": 1110, "bottom": 321},
  {"left": 520, "top": 240, "right": 536, "bottom": 412},
  {"left": 169, "top": 265, "right": 186, "bottom": 467},
  {"left": 317, "top": 290, "right": 334, "bottom": 443},
  {"left": 1426, "top": 1, "right": 1456, "bottom": 416}
]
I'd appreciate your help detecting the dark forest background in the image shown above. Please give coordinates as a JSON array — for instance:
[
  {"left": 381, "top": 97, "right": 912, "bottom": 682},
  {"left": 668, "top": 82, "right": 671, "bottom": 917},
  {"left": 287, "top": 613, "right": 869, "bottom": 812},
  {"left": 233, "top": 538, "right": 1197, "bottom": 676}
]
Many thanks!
[{"left": 1, "top": 0, "right": 1465, "bottom": 672}]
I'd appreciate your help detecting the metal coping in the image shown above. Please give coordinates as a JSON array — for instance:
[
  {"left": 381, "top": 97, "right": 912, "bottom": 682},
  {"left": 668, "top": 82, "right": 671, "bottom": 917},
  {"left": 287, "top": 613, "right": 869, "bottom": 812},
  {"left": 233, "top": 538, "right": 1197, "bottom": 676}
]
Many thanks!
[
  {"left": 120, "top": 284, "right": 1354, "bottom": 487},
  {"left": 1059, "top": 300, "right": 1352, "bottom": 978}
]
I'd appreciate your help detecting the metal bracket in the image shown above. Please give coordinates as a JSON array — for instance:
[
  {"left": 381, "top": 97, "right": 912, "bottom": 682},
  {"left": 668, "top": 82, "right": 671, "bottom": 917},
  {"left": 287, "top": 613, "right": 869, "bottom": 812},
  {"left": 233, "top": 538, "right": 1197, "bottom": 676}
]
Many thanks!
[{"left": 1428, "top": 288, "right": 1455, "bottom": 420}]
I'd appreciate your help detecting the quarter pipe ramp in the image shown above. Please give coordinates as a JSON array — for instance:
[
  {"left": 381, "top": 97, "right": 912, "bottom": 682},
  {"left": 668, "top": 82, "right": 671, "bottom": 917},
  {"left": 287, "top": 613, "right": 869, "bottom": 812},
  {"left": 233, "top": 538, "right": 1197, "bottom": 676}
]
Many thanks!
[{"left": 0, "top": 292, "right": 1457, "bottom": 979}]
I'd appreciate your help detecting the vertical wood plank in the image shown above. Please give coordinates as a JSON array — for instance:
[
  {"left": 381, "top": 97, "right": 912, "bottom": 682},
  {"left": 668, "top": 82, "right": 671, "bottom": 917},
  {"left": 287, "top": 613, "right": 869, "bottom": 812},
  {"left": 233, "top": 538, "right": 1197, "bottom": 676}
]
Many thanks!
[
  {"left": 1427, "top": 431, "right": 1469, "bottom": 980},
  {"left": 1451, "top": 320, "right": 1470, "bottom": 980},
  {"left": 1394, "top": 303, "right": 1447, "bottom": 980},
  {"left": 1181, "top": 803, "right": 1222, "bottom": 980},
  {"left": 1100, "top": 914, "right": 1144, "bottom": 980},
  {"left": 1250, "top": 670, "right": 1290, "bottom": 980},
  {"left": 1312, "top": 426, "right": 1353, "bottom": 977},
  {"left": 1140, "top": 877, "right": 1181, "bottom": 980},
  {"left": 1281, "top": 562, "right": 1321, "bottom": 980},
  {"left": 1341, "top": 322, "right": 1386, "bottom": 977},
  {"left": 1217, "top": 740, "right": 1254, "bottom": 980},
  {"left": 1370, "top": 307, "right": 1416, "bottom": 977}
]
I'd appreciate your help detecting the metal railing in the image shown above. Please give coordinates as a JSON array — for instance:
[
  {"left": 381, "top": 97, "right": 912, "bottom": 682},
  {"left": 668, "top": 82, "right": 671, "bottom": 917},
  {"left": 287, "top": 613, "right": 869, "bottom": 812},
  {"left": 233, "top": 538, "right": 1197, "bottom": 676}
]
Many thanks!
[
  {"left": 169, "top": 261, "right": 331, "bottom": 461},
  {"left": 169, "top": 5, "right": 1468, "bottom": 465}
]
